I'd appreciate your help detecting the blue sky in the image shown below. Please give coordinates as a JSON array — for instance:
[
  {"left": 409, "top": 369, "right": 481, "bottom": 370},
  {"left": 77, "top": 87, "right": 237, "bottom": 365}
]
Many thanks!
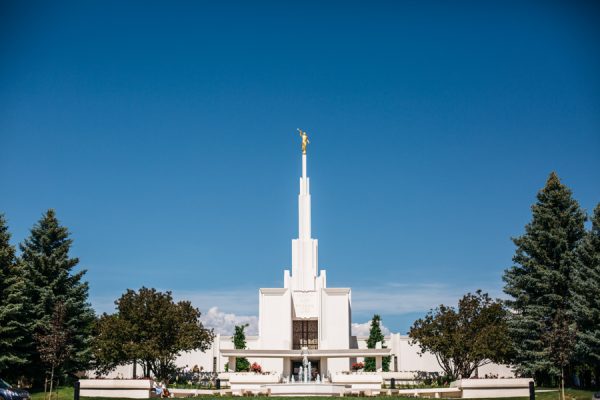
[{"left": 1, "top": 1, "right": 599, "bottom": 335}]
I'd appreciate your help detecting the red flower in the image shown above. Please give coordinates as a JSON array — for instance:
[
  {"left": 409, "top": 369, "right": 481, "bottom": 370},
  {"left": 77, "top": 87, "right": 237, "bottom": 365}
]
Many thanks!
[
  {"left": 251, "top": 362, "right": 262, "bottom": 373},
  {"left": 351, "top": 362, "right": 364, "bottom": 371}
]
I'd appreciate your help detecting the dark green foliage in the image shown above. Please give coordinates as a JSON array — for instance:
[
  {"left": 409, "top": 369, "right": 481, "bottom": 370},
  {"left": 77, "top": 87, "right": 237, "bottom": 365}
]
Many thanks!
[
  {"left": 93, "top": 287, "right": 214, "bottom": 381},
  {"left": 19, "top": 209, "right": 96, "bottom": 383},
  {"left": 503, "top": 173, "right": 586, "bottom": 380},
  {"left": 409, "top": 291, "right": 512, "bottom": 380},
  {"left": 364, "top": 315, "right": 390, "bottom": 372},
  {"left": 233, "top": 324, "right": 250, "bottom": 372},
  {"left": 0, "top": 214, "right": 28, "bottom": 378},
  {"left": 571, "top": 204, "right": 600, "bottom": 366}
]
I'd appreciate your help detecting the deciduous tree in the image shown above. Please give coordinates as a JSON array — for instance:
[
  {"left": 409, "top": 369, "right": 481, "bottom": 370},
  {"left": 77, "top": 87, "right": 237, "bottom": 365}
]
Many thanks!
[
  {"left": 543, "top": 309, "right": 576, "bottom": 400},
  {"left": 35, "top": 302, "right": 71, "bottom": 400},
  {"left": 93, "top": 287, "right": 214, "bottom": 380},
  {"left": 409, "top": 291, "right": 512, "bottom": 380}
]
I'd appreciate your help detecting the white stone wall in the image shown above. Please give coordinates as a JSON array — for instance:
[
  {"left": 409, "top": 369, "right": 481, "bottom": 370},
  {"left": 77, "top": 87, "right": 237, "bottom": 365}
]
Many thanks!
[
  {"left": 351, "top": 334, "right": 442, "bottom": 373},
  {"left": 319, "top": 288, "right": 351, "bottom": 374},
  {"left": 96, "top": 329, "right": 512, "bottom": 379},
  {"left": 257, "top": 287, "right": 291, "bottom": 373},
  {"left": 259, "top": 289, "right": 292, "bottom": 347}
]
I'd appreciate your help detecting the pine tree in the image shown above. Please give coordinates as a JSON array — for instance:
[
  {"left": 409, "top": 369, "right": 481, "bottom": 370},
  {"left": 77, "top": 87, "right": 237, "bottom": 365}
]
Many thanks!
[
  {"left": 503, "top": 172, "right": 586, "bottom": 382},
  {"left": 0, "top": 214, "right": 28, "bottom": 379},
  {"left": 233, "top": 324, "right": 250, "bottom": 371},
  {"left": 571, "top": 204, "right": 600, "bottom": 377},
  {"left": 19, "top": 209, "right": 96, "bottom": 383},
  {"left": 364, "top": 314, "right": 390, "bottom": 372}
]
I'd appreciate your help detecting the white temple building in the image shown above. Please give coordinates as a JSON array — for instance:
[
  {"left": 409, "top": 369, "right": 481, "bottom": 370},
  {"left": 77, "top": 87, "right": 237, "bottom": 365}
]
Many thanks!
[
  {"left": 199, "top": 149, "right": 392, "bottom": 378},
  {"left": 170, "top": 139, "right": 514, "bottom": 381}
]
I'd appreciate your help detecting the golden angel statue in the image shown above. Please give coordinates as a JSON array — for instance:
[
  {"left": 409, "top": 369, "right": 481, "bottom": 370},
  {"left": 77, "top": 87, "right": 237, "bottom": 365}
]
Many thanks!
[{"left": 297, "top": 128, "right": 310, "bottom": 154}]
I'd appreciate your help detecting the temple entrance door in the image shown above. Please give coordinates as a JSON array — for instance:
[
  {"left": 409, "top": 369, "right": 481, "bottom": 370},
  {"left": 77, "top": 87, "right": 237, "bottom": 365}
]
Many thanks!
[
  {"left": 292, "top": 320, "right": 318, "bottom": 349},
  {"left": 291, "top": 359, "right": 320, "bottom": 381}
]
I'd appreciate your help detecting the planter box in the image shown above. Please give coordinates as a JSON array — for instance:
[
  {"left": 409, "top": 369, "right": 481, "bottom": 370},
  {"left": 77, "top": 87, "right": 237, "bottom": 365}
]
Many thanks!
[
  {"left": 265, "top": 383, "right": 346, "bottom": 396},
  {"left": 169, "top": 388, "right": 221, "bottom": 397},
  {"left": 228, "top": 373, "right": 280, "bottom": 393},
  {"left": 451, "top": 378, "right": 532, "bottom": 398},
  {"left": 79, "top": 379, "right": 154, "bottom": 399},
  {"left": 397, "top": 388, "right": 462, "bottom": 398},
  {"left": 380, "top": 371, "right": 421, "bottom": 386},
  {"left": 331, "top": 373, "right": 382, "bottom": 392}
]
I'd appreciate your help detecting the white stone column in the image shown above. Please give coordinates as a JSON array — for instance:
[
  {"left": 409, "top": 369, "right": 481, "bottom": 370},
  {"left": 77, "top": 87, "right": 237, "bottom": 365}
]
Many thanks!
[
  {"left": 229, "top": 356, "right": 236, "bottom": 372},
  {"left": 375, "top": 356, "right": 382, "bottom": 372},
  {"left": 283, "top": 357, "right": 291, "bottom": 377}
]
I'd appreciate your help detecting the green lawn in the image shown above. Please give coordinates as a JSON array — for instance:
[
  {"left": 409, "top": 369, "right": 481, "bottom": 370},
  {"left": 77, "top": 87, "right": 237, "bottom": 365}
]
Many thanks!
[
  {"left": 28, "top": 386, "right": 595, "bottom": 400},
  {"left": 534, "top": 389, "right": 594, "bottom": 400},
  {"left": 30, "top": 386, "right": 73, "bottom": 400}
]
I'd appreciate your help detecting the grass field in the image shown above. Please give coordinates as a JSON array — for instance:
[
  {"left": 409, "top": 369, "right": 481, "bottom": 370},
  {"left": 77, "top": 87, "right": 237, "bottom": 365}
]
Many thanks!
[{"left": 28, "top": 386, "right": 595, "bottom": 400}]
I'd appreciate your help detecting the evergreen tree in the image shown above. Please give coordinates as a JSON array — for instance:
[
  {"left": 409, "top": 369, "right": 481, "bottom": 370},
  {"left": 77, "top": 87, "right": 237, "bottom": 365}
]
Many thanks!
[
  {"left": 0, "top": 214, "right": 28, "bottom": 379},
  {"left": 20, "top": 209, "right": 96, "bottom": 383},
  {"left": 364, "top": 314, "right": 390, "bottom": 372},
  {"left": 233, "top": 324, "right": 250, "bottom": 372},
  {"left": 571, "top": 204, "right": 600, "bottom": 378},
  {"left": 503, "top": 172, "right": 586, "bottom": 382}
]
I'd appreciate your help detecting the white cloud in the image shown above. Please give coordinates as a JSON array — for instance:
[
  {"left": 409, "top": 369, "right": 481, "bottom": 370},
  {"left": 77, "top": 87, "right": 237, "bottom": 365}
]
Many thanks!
[
  {"left": 173, "top": 289, "right": 259, "bottom": 336},
  {"left": 351, "top": 320, "right": 391, "bottom": 337},
  {"left": 201, "top": 307, "right": 258, "bottom": 336},
  {"left": 351, "top": 282, "right": 505, "bottom": 315}
]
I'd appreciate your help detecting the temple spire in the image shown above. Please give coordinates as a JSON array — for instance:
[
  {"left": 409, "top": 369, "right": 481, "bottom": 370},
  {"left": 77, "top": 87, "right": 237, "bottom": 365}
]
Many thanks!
[
  {"left": 290, "top": 129, "right": 318, "bottom": 291},
  {"left": 296, "top": 129, "right": 311, "bottom": 240},
  {"left": 299, "top": 153, "right": 311, "bottom": 239}
]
